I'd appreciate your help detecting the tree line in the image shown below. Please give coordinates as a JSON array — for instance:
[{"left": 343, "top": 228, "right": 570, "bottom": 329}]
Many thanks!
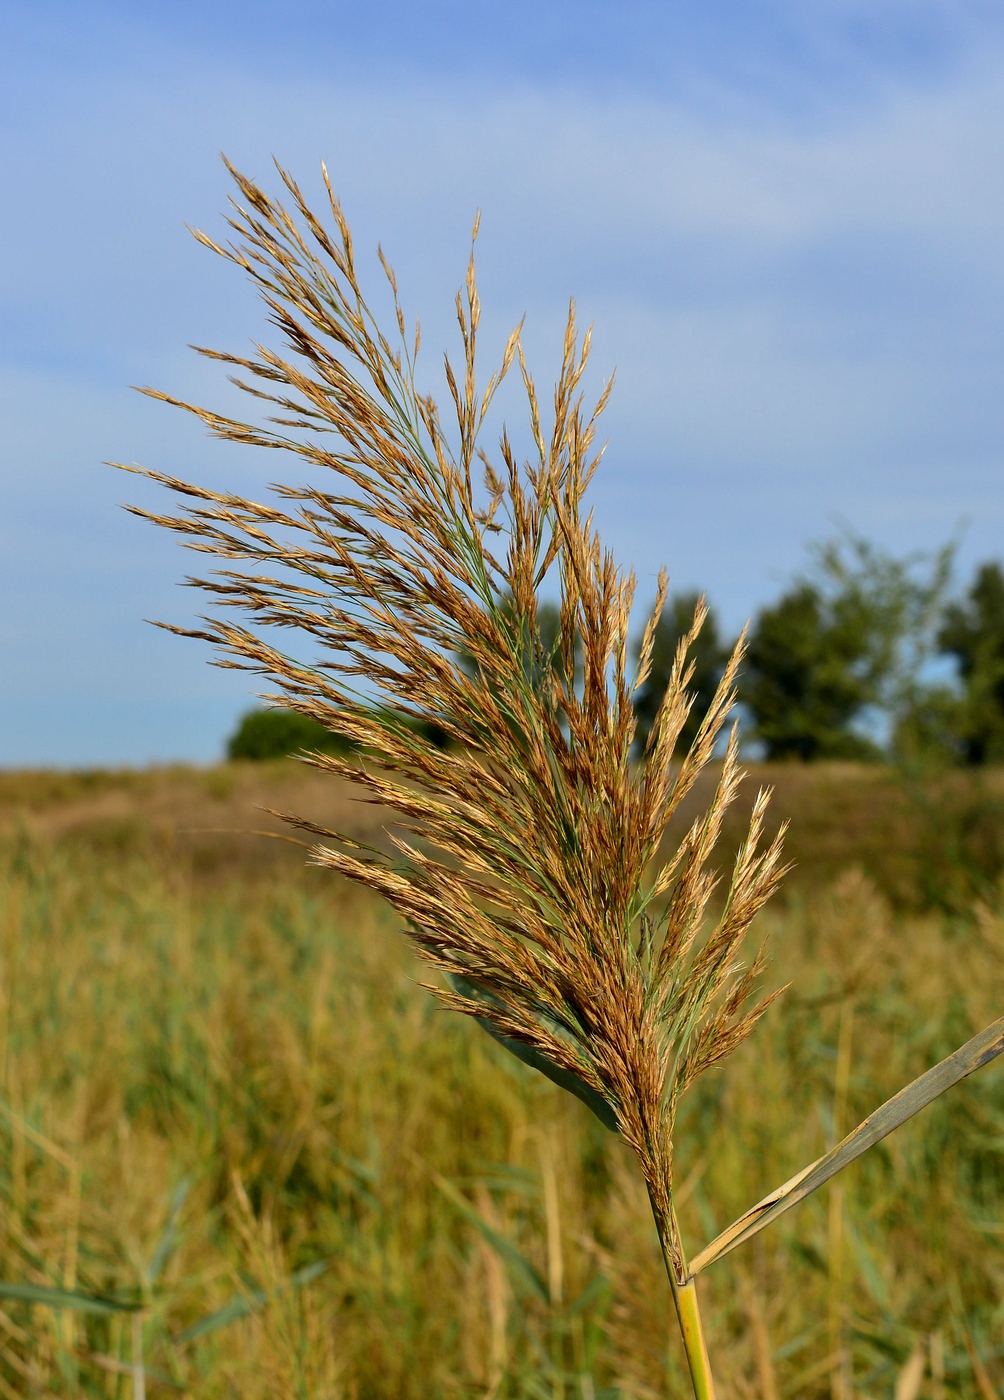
[
  {"left": 635, "top": 536, "right": 1004, "bottom": 765},
  {"left": 228, "top": 536, "right": 1004, "bottom": 766}
]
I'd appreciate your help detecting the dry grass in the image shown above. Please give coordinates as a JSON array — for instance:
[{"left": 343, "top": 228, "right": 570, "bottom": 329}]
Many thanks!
[
  {"left": 1, "top": 829, "right": 1004, "bottom": 1397},
  {"left": 3, "top": 761, "right": 1002, "bottom": 910},
  {"left": 0, "top": 762, "right": 392, "bottom": 884}
]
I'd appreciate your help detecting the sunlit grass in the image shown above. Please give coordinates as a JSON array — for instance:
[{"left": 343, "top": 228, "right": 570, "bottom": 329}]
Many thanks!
[{"left": 2, "top": 803, "right": 1004, "bottom": 1398}]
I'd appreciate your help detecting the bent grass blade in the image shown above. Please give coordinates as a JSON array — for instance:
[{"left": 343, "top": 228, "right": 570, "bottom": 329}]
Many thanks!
[
  {"left": 688, "top": 1015, "right": 1004, "bottom": 1278},
  {"left": 79, "top": 1349, "right": 183, "bottom": 1393},
  {"left": 146, "top": 1178, "right": 191, "bottom": 1288},
  {"left": 419, "top": 1154, "right": 551, "bottom": 1304},
  {"left": 173, "top": 1260, "right": 329, "bottom": 1345},
  {"left": 0, "top": 1281, "right": 141, "bottom": 1315}
]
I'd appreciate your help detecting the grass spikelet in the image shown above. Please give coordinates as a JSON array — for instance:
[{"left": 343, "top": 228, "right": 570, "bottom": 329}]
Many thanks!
[{"left": 119, "top": 158, "right": 788, "bottom": 1395}]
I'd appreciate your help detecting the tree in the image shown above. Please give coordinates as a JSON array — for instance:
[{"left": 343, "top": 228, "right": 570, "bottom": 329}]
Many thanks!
[
  {"left": 890, "top": 684, "right": 966, "bottom": 768},
  {"left": 740, "top": 583, "right": 881, "bottom": 761},
  {"left": 632, "top": 591, "right": 730, "bottom": 756},
  {"left": 226, "top": 707, "right": 353, "bottom": 760},
  {"left": 937, "top": 562, "right": 1004, "bottom": 764},
  {"left": 741, "top": 535, "right": 953, "bottom": 762},
  {"left": 227, "top": 706, "right": 449, "bottom": 759}
]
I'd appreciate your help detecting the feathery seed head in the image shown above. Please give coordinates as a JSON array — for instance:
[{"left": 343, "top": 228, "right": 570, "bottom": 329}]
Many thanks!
[{"left": 120, "top": 160, "right": 787, "bottom": 1281}]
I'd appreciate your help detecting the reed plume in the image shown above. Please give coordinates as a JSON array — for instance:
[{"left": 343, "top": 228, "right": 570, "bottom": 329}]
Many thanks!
[{"left": 119, "top": 158, "right": 788, "bottom": 1396}]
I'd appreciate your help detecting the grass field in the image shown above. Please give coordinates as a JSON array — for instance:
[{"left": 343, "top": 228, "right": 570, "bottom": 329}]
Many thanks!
[{"left": 2, "top": 761, "right": 1004, "bottom": 1398}]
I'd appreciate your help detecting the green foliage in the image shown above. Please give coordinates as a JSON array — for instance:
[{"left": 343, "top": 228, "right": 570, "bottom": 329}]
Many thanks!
[
  {"left": 741, "top": 536, "right": 952, "bottom": 762},
  {"left": 938, "top": 562, "right": 1004, "bottom": 764},
  {"left": 892, "top": 686, "right": 967, "bottom": 769},
  {"left": 741, "top": 582, "right": 883, "bottom": 762},
  {"left": 227, "top": 707, "right": 353, "bottom": 761},
  {"left": 632, "top": 591, "right": 730, "bottom": 756},
  {"left": 901, "top": 772, "right": 1004, "bottom": 911},
  {"left": 227, "top": 707, "right": 449, "bottom": 761}
]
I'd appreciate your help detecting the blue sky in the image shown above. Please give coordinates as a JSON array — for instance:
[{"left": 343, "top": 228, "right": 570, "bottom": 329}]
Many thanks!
[{"left": 2, "top": 0, "right": 1003, "bottom": 764}]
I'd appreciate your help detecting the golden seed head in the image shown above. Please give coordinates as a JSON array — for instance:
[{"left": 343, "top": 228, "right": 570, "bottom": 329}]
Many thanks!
[{"left": 122, "top": 159, "right": 786, "bottom": 1277}]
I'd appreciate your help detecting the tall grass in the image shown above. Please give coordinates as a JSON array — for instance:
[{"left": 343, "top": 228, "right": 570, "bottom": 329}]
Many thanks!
[{"left": 2, "top": 824, "right": 1004, "bottom": 1397}]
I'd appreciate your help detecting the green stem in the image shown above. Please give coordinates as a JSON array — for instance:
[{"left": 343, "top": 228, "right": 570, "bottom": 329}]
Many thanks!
[
  {"left": 670, "top": 1276, "right": 717, "bottom": 1400},
  {"left": 647, "top": 1185, "right": 717, "bottom": 1400}
]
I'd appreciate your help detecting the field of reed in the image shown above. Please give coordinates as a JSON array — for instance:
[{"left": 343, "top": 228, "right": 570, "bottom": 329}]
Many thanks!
[{"left": 2, "top": 761, "right": 1004, "bottom": 1399}]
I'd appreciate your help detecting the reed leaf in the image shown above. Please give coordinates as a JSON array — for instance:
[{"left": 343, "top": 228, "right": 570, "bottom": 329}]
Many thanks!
[
  {"left": 174, "top": 1260, "right": 329, "bottom": 1344},
  {"left": 0, "top": 1282, "right": 140, "bottom": 1315},
  {"left": 425, "top": 1162, "right": 551, "bottom": 1304},
  {"left": 147, "top": 1179, "right": 190, "bottom": 1287},
  {"left": 688, "top": 1015, "right": 1004, "bottom": 1277}
]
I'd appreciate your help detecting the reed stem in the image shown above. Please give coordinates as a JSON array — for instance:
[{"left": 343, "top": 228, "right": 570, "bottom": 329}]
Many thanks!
[
  {"left": 649, "top": 1188, "right": 717, "bottom": 1400},
  {"left": 670, "top": 1277, "right": 717, "bottom": 1400},
  {"left": 131, "top": 1312, "right": 146, "bottom": 1400}
]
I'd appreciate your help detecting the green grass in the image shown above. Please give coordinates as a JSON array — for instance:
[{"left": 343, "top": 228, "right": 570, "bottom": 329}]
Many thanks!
[{"left": 2, "top": 768, "right": 1004, "bottom": 1397}]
